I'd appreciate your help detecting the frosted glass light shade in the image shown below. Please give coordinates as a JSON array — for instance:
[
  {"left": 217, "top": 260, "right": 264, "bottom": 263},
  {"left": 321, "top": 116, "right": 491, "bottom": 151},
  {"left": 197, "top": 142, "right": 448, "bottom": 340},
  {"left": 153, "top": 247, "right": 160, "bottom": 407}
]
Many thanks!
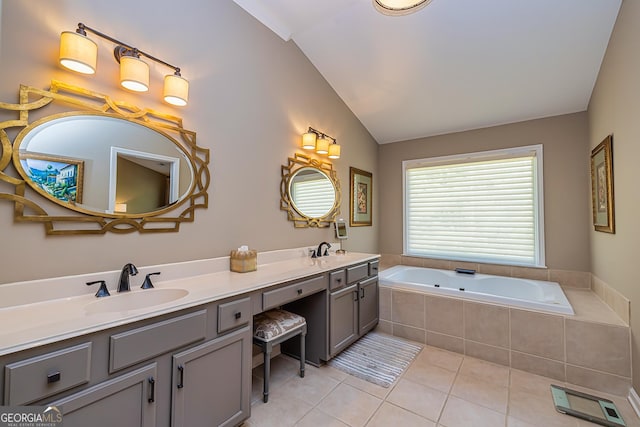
[
  {"left": 59, "top": 31, "right": 97, "bottom": 74},
  {"left": 120, "top": 56, "right": 149, "bottom": 92},
  {"left": 163, "top": 74, "right": 189, "bottom": 106},
  {"left": 316, "top": 137, "right": 330, "bottom": 154},
  {"left": 301, "top": 132, "right": 317, "bottom": 150},
  {"left": 374, "top": 0, "right": 432, "bottom": 15},
  {"left": 328, "top": 143, "right": 341, "bottom": 159}
]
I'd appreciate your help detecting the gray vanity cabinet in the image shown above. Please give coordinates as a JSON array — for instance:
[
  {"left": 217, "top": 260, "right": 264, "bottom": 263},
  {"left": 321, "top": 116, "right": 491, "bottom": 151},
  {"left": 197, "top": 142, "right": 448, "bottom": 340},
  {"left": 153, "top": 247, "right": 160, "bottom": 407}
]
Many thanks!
[
  {"left": 329, "top": 284, "right": 359, "bottom": 357},
  {"left": 358, "top": 276, "right": 378, "bottom": 335},
  {"left": 49, "top": 364, "right": 157, "bottom": 427},
  {"left": 171, "top": 326, "right": 251, "bottom": 427},
  {"left": 329, "top": 261, "right": 379, "bottom": 358}
]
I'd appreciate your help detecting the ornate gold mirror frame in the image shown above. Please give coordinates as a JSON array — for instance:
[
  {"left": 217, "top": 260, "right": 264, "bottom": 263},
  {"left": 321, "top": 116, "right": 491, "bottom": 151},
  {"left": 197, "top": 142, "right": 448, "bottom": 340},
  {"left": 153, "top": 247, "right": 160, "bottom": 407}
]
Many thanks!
[
  {"left": 0, "top": 81, "right": 210, "bottom": 235},
  {"left": 280, "top": 153, "right": 341, "bottom": 228}
]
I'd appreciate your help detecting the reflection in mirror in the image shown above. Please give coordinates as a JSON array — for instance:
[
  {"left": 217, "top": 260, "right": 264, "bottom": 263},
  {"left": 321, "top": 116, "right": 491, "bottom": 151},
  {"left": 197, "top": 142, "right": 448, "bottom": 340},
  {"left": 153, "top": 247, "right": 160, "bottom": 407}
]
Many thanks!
[
  {"left": 288, "top": 167, "right": 336, "bottom": 218},
  {"left": 15, "top": 115, "right": 193, "bottom": 216},
  {"left": 0, "top": 81, "right": 210, "bottom": 234},
  {"left": 281, "top": 153, "right": 340, "bottom": 228}
]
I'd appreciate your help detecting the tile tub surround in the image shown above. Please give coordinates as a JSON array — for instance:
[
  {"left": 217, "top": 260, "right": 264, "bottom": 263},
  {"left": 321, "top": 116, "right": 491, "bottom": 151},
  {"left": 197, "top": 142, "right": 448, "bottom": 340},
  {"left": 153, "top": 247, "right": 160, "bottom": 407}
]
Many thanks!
[
  {"left": 379, "top": 286, "right": 632, "bottom": 396},
  {"left": 380, "top": 254, "right": 631, "bottom": 324}
]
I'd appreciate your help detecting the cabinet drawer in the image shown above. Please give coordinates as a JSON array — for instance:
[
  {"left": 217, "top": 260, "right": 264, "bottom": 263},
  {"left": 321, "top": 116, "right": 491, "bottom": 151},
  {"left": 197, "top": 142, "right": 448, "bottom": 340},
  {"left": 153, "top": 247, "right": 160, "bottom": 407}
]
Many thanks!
[
  {"left": 368, "top": 261, "right": 379, "bottom": 277},
  {"left": 218, "top": 297, "right": 251, "bottom": 334},
  {"left": 110, "top": 310, "right": 206, "bottom": 373},
  {"left": 4, "top": 342, "right": 91, "bottom": 405},
  {"left": 329, "top": 270, "right": 346, "bottom": 291},
  {"left": 263, "top": 275, "right": 326, "bottom": 310},
  {"left": 346, "top": 264, "right": 368, "bottom": 284}
]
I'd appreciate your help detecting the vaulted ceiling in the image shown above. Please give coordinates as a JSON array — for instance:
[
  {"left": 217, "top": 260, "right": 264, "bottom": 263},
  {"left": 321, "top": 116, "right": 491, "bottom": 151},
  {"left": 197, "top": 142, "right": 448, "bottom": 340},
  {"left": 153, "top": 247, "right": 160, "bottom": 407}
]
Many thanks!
[{"left": 233, "top": 0, "right": 621, "bottom": 143}]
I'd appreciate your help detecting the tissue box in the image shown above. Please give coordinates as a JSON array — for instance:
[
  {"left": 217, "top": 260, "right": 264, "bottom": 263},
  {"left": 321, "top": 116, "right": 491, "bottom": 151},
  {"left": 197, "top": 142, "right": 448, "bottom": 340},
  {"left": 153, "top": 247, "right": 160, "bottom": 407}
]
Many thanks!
[{"left": 230, "top": 249, "right": 257, "bottom": 273}]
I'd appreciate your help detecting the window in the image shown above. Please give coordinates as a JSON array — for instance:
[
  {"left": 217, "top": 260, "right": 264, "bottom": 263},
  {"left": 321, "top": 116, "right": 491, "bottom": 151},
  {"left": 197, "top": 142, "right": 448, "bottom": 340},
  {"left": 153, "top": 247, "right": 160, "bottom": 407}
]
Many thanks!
[{"left": 403, "top": 145, "right": 545, "bottom": 267}]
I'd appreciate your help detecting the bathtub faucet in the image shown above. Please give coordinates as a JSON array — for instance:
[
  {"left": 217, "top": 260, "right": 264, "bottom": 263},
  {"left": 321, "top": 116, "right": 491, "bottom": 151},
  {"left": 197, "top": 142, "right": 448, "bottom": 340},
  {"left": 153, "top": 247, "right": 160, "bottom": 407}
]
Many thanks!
[{"left": 316, "top": 242, "right": 332, "bottom": 257}]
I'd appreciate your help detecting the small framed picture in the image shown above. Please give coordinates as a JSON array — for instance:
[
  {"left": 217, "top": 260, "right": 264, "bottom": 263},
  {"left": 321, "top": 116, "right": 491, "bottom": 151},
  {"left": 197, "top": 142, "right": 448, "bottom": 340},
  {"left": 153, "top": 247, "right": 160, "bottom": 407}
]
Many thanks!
[
  {"left": 19, "top": 152, "right": 84, "bottom": 204},
  {"left": 590, "top": 135, "right": 614, "bottom": 233},
  {"left": 349, "top": 167, "right": 372, "bottom": 226}
]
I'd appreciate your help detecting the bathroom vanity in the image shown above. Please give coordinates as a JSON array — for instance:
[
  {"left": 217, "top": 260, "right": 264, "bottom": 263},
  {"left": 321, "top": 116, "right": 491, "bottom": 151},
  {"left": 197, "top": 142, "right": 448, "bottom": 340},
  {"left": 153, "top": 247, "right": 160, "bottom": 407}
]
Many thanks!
[{"left": 0, "top": 249, "right": 379, "bottom": 426}]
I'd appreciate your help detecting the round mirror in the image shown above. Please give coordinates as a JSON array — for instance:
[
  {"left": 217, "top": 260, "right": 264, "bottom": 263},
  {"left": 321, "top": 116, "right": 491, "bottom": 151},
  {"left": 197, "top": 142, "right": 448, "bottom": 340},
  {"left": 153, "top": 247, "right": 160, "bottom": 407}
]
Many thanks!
[
  {"left": 13, "top": 113, "right": 195, "bottom": 217},
  {"left": 281, "top": 154, "right": 341, "bottom": 228},
  {"left": 289, "top": 167, "right": 337, "bottom": 218}
]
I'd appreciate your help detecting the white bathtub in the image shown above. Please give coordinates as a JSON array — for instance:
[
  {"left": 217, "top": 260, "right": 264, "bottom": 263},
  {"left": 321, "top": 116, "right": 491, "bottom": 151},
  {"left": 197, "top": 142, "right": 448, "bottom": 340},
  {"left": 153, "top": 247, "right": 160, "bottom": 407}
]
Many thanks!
[{"left": 379, "top": 265, "right": 574, "bottom": 315}]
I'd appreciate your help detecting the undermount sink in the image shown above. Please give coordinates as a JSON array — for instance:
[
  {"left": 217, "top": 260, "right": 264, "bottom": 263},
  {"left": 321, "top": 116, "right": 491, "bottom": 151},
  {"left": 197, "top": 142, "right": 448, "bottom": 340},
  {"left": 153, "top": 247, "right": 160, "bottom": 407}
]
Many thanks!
[{"left": 84, "top": 288, "right": 189, "bottom": 314}]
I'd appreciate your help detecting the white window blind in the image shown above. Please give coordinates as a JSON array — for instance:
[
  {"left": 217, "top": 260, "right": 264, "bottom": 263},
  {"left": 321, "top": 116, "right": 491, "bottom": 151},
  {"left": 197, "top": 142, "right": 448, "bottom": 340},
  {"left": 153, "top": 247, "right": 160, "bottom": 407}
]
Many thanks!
[
  {"left": 404, "top": 145, "right": 544, "bottom": 267},
  {"left": 291, "top": 178, "right": 335, "bottom": 218}
]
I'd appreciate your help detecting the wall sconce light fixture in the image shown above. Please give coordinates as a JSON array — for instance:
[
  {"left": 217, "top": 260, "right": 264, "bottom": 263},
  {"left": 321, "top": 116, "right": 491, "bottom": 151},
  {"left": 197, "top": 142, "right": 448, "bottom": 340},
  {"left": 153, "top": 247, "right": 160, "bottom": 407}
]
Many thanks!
[
  {"left": 301, "top": 127, "right": 341, "bottom": 159},
  {"left": 59, "top": 23, "right": 189, "bottom": 106}
]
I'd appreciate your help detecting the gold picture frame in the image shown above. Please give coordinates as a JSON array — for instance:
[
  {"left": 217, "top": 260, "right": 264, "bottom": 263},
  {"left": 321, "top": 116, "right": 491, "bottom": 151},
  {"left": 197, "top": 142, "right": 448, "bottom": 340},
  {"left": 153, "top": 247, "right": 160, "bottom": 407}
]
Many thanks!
[
  {"left": 19, "top": 152, "right": 84, "bottom": 205},
  {"left": 590, "top": 135, "right": 615, "bottom": 233},
  {"left": 349, "top": 167, "right": 372, "bottom": 226}
]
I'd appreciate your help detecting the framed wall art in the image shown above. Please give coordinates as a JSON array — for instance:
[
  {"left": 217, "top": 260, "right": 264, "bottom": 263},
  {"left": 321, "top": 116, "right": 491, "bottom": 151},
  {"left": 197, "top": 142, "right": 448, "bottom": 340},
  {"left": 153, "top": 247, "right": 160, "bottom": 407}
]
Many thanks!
[
  {"left": 349, "top": 167, "right": 372, "bottom": 226},
  {"left": 590, "top": 134, "right": 615, "bottom": 233}
]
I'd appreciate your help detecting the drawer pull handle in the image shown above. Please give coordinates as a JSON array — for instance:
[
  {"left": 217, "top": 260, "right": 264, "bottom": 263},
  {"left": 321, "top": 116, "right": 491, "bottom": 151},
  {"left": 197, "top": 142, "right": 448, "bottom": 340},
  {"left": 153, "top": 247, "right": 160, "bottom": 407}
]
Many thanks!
[
  {"left": 353, "top": 290, "right": 359, "bottom": 301},
  {"left": 360, "top": 288, "right": 365, "bottom": 299},
  {"left": 297, "top": 288, "right": 303, "bottom": 295},
  {"left": 336, "top": 278, "right": 342, "bottom": 283},
  {"left": 234, "top": 311, "right": 242, "bottom": 320},
  {"left": 177, "top": 365, "right": 185, "bottom": 389},
  {"left": 148, "top": 377, "right": 156, "bottom": 403},
  {"left": 47, "top": 371, "right": 61, "bottom": 383}
]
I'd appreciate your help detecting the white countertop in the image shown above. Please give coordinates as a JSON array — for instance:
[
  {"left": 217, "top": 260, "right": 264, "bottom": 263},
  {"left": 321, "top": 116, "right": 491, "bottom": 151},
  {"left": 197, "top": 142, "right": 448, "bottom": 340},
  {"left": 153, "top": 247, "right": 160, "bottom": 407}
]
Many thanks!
[{"left": 0, "top": 249, "right": 379, "bottom": 356}]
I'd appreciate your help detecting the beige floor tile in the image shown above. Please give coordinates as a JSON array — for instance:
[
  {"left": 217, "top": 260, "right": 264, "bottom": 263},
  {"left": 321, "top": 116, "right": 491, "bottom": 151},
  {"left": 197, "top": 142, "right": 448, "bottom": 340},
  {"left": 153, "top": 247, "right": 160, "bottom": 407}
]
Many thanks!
[
  {"left": 317, "top": 383, "right": 383, "bottom": 427},
  {"left": 507, "top": 416, "right": 540, "bottom": 427},
  {"left": 510, "top": 368, "right": 563, "bottom": 399},
  {"left": 403, "top": 362, "right": 457, "bottom": 393},
  {"left": 451, "top": 373, "right": 508, "bottom": 413},
  {"left": 458, "top": 356, "right": 510, "bottom": 387},
  {"left": 247, "top": 394, "right": 314, "bottom": 427},
  {"left": 295, "top": 408, "right": 348, "bottom": 427},
  {"left": 342, "top": 373, "right": 393, "bottom": 399},
  {"left": 366, "top": 402, "right": 436, "bottom": 427},
  {"left": 509, "top": 388, "right": 579, "bottom": 427},
  {"left": 439, "top": 396, "right": 506, "bottom": 427},
  {"left": 276, "top": 368, "right": 341, "bottom": 406},
  {"left": 386, "top": 378, "right": 447, "bottom": 421},
  {"left": 418, "top": 346, "right": 464, "bottom": 372},
  {"left": 316, "top": 363, "right": 350, "bottom": 382}
]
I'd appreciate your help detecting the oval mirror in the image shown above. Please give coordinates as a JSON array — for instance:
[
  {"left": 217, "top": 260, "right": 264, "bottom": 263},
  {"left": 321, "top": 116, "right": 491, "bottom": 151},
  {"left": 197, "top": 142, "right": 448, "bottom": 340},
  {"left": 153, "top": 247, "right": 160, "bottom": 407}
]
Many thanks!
[
  {"left": 280, "top": 154, "right": 341, "bottom": 228},
  {"left": 14, "top": 113, "right": 194, "bottom": 217},
  {"left": 289, "top": 167, "right": 336, "bottom": 218}
]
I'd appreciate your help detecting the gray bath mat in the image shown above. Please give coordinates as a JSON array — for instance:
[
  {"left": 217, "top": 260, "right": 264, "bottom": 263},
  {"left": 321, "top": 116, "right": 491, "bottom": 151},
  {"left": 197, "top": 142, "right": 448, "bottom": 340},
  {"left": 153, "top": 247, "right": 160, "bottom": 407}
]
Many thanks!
[{"left": 329, "top": 332, "right": 422, "bottom": 388}]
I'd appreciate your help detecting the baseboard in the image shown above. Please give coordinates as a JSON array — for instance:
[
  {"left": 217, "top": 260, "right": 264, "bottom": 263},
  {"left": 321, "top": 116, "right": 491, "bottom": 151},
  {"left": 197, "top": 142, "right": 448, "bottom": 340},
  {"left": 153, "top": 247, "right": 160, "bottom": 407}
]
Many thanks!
[{"left": 628, "top": 388, "right": 640, "bottom": 418}]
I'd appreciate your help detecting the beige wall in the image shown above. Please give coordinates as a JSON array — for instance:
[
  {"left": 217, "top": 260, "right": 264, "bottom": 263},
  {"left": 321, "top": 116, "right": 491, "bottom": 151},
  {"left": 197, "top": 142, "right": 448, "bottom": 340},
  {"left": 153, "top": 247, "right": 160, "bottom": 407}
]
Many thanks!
[
  {"left": 588, "top": 0, "right": 640, "bottom": 390},
  {"left": 0, "top": 0, "right": 378, "bottom": 284},
  {"left": 378, "top": 112, "right": 591, "bottom": 272}
]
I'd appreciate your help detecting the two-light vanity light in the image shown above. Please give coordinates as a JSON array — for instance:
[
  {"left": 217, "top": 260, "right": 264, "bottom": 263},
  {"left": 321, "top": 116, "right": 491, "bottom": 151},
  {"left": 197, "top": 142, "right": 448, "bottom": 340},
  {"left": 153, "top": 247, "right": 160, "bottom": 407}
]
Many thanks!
[
  {"left": 301, "top": 127, "right": 341, "bottom": 160},
  {"left": 59, "top": 23, "right": 189, "bottom": 106}
]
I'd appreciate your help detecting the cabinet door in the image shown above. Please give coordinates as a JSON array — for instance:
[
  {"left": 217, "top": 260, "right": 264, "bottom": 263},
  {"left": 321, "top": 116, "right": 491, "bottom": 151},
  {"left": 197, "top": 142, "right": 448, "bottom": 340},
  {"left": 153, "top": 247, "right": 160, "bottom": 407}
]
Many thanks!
[
  {"left": 172, "top": 326, "right": 251, "bottom": 427},
  {"left": 358, "top": 277, "right": 379, "bottom": 335},
  {"left": 49, "top": 364, "right": 156, "bottom": 427},
  {"left": 329, "top": 284, "right": 358, "bottom": 357}
]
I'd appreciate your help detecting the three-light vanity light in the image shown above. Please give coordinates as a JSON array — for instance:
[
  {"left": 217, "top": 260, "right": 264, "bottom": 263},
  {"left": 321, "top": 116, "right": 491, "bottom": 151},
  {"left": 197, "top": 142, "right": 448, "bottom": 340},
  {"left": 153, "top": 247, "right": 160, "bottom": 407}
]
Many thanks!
[
  {"left": 59, "top": 23, "right": 189, "bottom": 106},
  {"left": 301, "top": 127, "right": 341, "bottom": 160}
]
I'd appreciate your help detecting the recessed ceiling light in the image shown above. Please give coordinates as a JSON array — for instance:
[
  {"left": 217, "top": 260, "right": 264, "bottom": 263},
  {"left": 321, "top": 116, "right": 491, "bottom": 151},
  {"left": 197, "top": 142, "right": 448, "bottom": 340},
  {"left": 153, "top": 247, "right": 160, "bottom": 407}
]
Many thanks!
[{"left": 374, "top": 0, "right": 432, "bottom": 16}]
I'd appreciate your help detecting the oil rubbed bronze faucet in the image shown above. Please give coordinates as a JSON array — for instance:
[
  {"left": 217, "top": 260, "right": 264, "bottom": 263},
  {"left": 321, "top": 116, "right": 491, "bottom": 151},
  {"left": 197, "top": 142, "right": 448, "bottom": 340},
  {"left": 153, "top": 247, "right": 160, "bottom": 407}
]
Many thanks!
[
  {"left": 316, "top": 242, "right": 332, "bottom": 257},
  {"left": 118, "top": 263, "right": 139, "bottom": 292}
]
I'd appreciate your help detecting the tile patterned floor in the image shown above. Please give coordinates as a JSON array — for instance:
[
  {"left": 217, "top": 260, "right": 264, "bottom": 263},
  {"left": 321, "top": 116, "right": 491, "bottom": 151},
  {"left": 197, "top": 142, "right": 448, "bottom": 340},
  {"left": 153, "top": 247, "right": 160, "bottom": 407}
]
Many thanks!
[{"left": 244, "top": 337, "right": 640, "bottom": 427}]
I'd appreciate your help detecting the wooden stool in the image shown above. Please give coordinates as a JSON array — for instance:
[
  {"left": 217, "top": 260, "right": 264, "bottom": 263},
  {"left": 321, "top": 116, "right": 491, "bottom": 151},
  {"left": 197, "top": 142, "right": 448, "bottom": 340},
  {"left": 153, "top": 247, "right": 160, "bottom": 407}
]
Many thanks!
[{"left": 253, "top": 309, "right": 307, "bottom": 403}]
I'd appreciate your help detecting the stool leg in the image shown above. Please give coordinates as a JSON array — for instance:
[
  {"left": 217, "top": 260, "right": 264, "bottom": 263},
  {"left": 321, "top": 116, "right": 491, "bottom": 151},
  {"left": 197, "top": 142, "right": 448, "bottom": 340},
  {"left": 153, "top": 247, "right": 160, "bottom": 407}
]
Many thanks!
[
  {"left": 263, "top": 345, "right": 271, "bottom": 403},
  {"left": 299, "top": 332, "right": 306, "bottom": 378}
]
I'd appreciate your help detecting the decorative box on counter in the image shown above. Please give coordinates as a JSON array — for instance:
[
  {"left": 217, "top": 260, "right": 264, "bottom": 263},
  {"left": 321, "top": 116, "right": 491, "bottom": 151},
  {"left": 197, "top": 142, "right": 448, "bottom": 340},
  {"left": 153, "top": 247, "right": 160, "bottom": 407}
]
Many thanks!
[{"left": 230, "top": 246, "right": 257, "bottom": 273}]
